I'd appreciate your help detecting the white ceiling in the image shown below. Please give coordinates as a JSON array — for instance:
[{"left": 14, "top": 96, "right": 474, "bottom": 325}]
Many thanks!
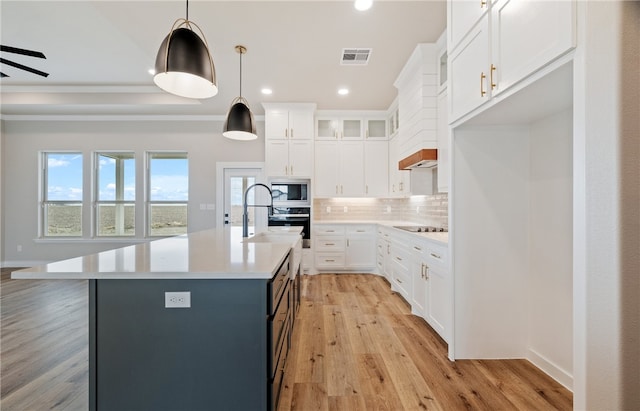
[{"left": 0, "top": 0, "right": 446, "bottom": 117}]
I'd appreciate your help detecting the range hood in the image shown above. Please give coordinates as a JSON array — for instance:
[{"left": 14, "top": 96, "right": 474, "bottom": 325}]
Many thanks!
[{"left": 398, "top": 149, "right": 438, "bottom": 170}]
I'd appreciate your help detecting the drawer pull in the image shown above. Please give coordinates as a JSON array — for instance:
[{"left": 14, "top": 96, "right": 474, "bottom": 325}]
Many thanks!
[
  {"left": 356, "top": 230, "right": 366, "bottom": 233},
  {"left": 430, "top": 253, "right": 441, "bottom": 259},
  {"left": 395, "top": 256, "right": 402, "bottom": 261},
  {"left": 326, "top": 230, "right": 335, "bottom": 233},
  {"left": 413, "top": 246, "right": 422, "bottom": 251},
  {"left": 325, "top": 242, "right": 335, "bottom": 246},
  {"left": 325, "top": 259, "right": 335, "bottom": 262},
  {"left": 395, "top": 278, "right": 403, "bottom": 284}
]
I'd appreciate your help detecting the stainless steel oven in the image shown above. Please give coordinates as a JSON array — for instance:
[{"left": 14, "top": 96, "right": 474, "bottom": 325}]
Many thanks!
[
  {"left": 268, "top": 207, "right": 311, "bottom": 248},
  {"left": 269, "top": 179, "right": 310, "bottom": 207}
]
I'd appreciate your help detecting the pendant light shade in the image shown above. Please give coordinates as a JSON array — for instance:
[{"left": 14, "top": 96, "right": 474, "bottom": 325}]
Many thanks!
[
  {"left": 223, "top": 45, "right": 257, "bottom": 140},
  {"left": 153, "top": 1, "right": 217, "bottom": 99}
]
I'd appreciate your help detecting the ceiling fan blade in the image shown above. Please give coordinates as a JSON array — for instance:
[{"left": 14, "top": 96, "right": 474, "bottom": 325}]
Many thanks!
[
  {"left": 0, "top": 45, "right": 46, "bottom": 59},
  {"left": 0, "top": 57, "right": 49, "bottom": 78}
]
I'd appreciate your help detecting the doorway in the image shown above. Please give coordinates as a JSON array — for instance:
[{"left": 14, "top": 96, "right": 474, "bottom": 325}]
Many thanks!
[{"left": 216, "top": 163, "right": 266, "bottom": 233}]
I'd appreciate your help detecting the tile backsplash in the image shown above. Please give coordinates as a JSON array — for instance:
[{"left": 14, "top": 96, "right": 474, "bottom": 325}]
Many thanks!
[{"left": 313, "top": 194, "right": 448, "bottom": 229}]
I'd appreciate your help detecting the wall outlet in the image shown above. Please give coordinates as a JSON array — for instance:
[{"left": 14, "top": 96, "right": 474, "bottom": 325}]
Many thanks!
[
  {"left": 326, "top": 206, "right": 331, "bottom": 213},
  {"left": 200, "top": 204, "right": 206, "bottom": 210},
  {"left": 343, "top": 206, "right": 348, "bottom": 213},
  {"left": 416, "top": 206, "right": 420, "bottom": 213},
  {"left": 17, "top": 245, "right": 22, "bottom": 252},
  {"left": 386, "top": 205, "right": 391, "bottom": 213},
  {"left": 165, "top": 291, "right": 191, "bottom": 308}
]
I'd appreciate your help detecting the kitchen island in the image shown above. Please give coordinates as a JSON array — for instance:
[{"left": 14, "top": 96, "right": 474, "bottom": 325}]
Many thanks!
[{"left": 12, "top": 227, "right": 302, "bottom": 411}]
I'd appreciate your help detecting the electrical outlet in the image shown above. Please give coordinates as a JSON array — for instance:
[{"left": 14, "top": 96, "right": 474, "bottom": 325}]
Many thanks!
[
  {"left": 416, "top": 206, "right": 420, "bottom": 213},
  {"left": 326, "top": 206, "right": 331, "bottom": 213},
  {"left": 343, "top": 206, "right": 348, "bottom": 213},
  {"left": 17, "top": 245, "right": 22, "bottom": 252},
  {"left": 386, "top": 205, "right": 391, "bottom": 213},
  {"left": 165, "top": 291, "right": 191, "bottom": 308}
]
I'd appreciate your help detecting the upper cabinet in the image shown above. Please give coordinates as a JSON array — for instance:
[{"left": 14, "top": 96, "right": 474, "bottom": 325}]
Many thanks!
[
  {"left": 448, "top": 0, "right": 576, "bottom": 123},
  {"left": 316, "top": 116, "right": 363, "bottom": 140},
  {"left": 264, "top": 103, "right": 315, "bottom": 140},
  {"left": 263, "top": 103, "right": 316, "bottom": 177}
]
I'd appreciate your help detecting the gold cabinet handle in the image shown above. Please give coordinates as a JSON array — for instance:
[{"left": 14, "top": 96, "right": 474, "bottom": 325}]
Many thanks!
[
  {"left": 325, "top": 243, "right": 335, "bottom": 246},
  {"left": 481, "top": 72, "right": 487, "bottom": 97},
  {"left": 326, "top": 230, "right": 335, "bottom": 232},
  {"left": 285, "top": 128, "right": 288, "bottom": 138},
  {"left": 366, "top": 184, "right": 369, "bottom": 194},
  {"left": 490, "top": 64, "right": 497, "bottom": 90},
  {"left": 290, "top": 165, "right": 294, "bottom": 175},
  {"left": 414, "top": 246, "right": 422, "bottom": 251},
  {"left": 325, "top": 259, "right": 335, "bottom": 262},
  {"left": 336, "top": 185, "right": 339, "bottom": 194},
  {"left": 341, "top": 185, "right": 344, "bottom": 194},
  {"left": 425, "top": 264, "right": 430, "bottom": 280},
  {"left": 395, "top": 256, "right": 402, "bottom": 261},
  {"left": 347, "top": 239, "right": 350, "bottom": 247},
  {"left": 396, "top": 277, "right": 403, "bottom": 284},
  {"left": 366, "top": 129, "right": 369, "bottom": 139},
  {"left": 291, "top": 128, "right": 294, "bottom": 138},
  {"left": 481, "top": 0, "right": 487, "bottom": 7},
  {"left": 430, "top": 252, "right": 441, "bottom": 259},
  {"left": 421, "top": 263, "right": 426, "bottom": 279}
]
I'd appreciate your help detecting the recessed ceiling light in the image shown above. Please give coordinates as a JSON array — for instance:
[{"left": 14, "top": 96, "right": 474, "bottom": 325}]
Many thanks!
[
  {"left": 338, "top": 88, "right": 349, "bottom": 96},
  {"left": 148, "top": 68, "right": 156, "bottom": 75},
  {"left": 261, "top": 88, "right": 273, "bottom": 95},
  {"left": 354, "top": 0, "right": 372, "bottom": 11}
]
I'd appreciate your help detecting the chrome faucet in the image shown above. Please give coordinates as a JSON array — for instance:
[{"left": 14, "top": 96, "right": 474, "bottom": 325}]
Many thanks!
[{"left": 242, "top": 183, "right": 273, "bottom": 238}]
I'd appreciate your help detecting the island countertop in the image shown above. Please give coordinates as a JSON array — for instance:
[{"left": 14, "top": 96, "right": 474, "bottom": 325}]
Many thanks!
[{"left": 11, "top": 227, "right": 301, "bottom": 280}]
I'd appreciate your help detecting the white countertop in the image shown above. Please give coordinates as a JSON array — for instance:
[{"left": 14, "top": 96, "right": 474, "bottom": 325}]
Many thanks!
[
  {"left": 313, "top": 220, "right": 449, "bottom": 244},
  {"left": 12, "top": 226, "right": 303, "bottom": 280}
]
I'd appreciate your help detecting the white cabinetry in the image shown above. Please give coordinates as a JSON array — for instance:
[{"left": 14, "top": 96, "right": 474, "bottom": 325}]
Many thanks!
[
  {"left": 364, "top": 140, "right": 389, "bottom": 197},
  {"left": 314, "top": 224, "right": 376, "bottom": 271},
  {"left": 388, "top": 235, "right": 411, "bottom": 301},
  {"left": 437, "top": 91, "right": 450, "bottom": 193},
  {"left": 410, "top": 237, "right": 449, "bottom": 341},
  {"left": 314, "top": 141, "right": 364, "bottom": 197},
  {"left": 316, "top": 117, "right": 362, "bottom": 140},
  {"left": 388, "top": 136, "right": 410, "bottom": 197},
  {"left": 263, "top": 103, "right": 316, "bottom": 178},
  {"left": 448, "top": 0, "right": 576, "bottom": 123}
]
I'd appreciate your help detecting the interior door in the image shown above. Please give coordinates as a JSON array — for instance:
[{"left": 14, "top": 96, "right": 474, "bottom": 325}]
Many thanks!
[{"left": 222, "top": 168, "right": 265, "bottom": 232}]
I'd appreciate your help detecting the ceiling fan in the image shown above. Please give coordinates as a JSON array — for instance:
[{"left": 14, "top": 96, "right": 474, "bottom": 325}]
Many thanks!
[{"left": 0, "top": 45, "right": 49, "bottom": 78}]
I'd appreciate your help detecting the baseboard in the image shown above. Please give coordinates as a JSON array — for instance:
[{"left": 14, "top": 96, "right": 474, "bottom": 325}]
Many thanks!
[{"left": 527, "top": 348, "right": 573, "bottom": 391}]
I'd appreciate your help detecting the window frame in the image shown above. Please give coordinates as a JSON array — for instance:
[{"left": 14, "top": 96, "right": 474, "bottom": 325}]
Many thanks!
[
  {"left": 40, "top": 151, "right": 84, "bottom": 238},
  {"left": 93, "top": 151, "right": 136, "bottom": 238},
  {"left": 146, "top": 151, "right": 189, "bottom": 237}
]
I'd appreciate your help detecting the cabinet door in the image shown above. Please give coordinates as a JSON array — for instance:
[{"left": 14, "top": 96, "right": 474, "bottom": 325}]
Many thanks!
[
  {"left": 448, "top": 0, "right": 489, "bottom": 51},
  {"left": 491, "top": 0, "right": 575, "bottom": 95},
  {"left": 365, "top": 119, "right": 387, "bottom": 140},
  {"left": 412, "top": 260, "right": 427, "bottom": 317},
  {"left": 436, "top": 91, "right": 450, "bottom": 193},
  {"left": 364, "top": 141, "right": 388, "bottom": 197},
  {"left": 449, "top": 15, "right": 490, "bottom": 122},
  {"left": 265, "top": 110, "right": 290, "bottom": 140},
  {"left": 339, "top": 141, "right": 364, "bottom": 196},
  {"left": 288, "top": 110, "right": 314, "bottom": 139},
  {"left": 426, "top": 263, "right": 447, "bottom": 338},
  {"left": 316, "top": 118, "right": 339, "bottom": 140},
  {"left": 314, "top": 141, "right": 340, "bottom": 197},
  {"left": 288, "top": 140, "right": 313, "bottom": 177},
  {"left": 265, "top": 140, "right": 290, "bottom": 177},
  {"left": 341, "top": 119, "right": 363, "bottom": 140},
  {"left": 345, "top": 236, "right": 376, "bottom": 268}
]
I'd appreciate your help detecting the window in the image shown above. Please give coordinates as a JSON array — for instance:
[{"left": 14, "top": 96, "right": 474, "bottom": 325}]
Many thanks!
[
  {"left": 147, "top": 152, "right": 189, "bottom": 236},
  {"left": 95, "top": 152, "right": 135, "bottom": 236},
  {"left": 42, "top": 152, "right": 83, "bottom": 237}
]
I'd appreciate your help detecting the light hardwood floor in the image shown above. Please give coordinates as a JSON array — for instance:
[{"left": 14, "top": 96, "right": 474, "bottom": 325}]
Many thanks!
[{"left": 1, "top": 269, "right": 572, "bottom": 410}]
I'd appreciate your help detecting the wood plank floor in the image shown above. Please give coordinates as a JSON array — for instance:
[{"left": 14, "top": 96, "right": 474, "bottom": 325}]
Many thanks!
[{"left": 1, "top": 269, "right": 572, "bottom": 410}]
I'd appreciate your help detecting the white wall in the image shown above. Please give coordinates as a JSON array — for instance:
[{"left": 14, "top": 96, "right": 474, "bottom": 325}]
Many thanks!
[
  {"left": 1, "top": 120, "right": 4, "bottom": 264},
  {"left": 452, "top": 125, "right": 530, "bottom": 359},
  {"left": 527, "top": 109, "right": 573, "bottom": 389},
  {"left": 1, "top": 119, "right": 264, "bottom": 265}
]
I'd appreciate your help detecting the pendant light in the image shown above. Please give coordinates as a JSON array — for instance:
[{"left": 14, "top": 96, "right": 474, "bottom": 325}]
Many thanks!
[
  {"left": 153, "top": 0, "right": 217, "bottom": 99},
  {"left": 223, "top": 45, "right": 257, "bottom": 141}
]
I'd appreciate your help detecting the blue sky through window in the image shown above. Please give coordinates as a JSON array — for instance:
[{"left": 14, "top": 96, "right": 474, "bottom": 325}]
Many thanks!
[{"left": 46, "top": 153, "right": 189, "bottom": 202}]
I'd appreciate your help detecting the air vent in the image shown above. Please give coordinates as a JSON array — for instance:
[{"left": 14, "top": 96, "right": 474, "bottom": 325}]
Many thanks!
[{"left": 340, "top": 48, "right": 372, "bottom": 65}]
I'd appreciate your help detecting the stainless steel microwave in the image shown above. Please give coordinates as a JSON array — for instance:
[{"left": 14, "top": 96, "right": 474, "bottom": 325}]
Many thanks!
[{"left": 269, "top": 179, "right": 311, "bottom": 207}]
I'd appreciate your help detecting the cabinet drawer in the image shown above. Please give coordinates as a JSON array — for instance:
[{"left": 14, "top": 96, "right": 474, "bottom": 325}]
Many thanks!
[
  {"left": 314, "top": 225, "right": 345, "bottom": 235},
  {"left": 426, "top": 243, "right": 448, "bottom": 268},
  {"left": 269, "top": 257, "right": 290, "bottom": 314},
  {"left": 269, "top": 285, "right": 290, "bottom": 378},
  {"left": 269, "top": 317, "right": 289, "bottom": 411},
  {"left": 315, "top": 236, "right": 345, "bottom": 251},
  {"left": 345, "top": 225, "right": 375, "bottom": 235},
  {"left": 315, "top": 253, "right": 345, "bottom": 268}
]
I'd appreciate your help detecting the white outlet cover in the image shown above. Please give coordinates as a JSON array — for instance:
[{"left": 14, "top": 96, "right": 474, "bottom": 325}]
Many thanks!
[{"left": 165, "top": 291, "right": 191, "bottom": 308}]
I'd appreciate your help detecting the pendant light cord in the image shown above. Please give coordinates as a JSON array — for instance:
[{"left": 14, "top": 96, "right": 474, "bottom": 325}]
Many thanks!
[
  {"left": 185, "top": 0, "right": 189, "bottom": 21},
  {"left": 239, "top": 50, "right": 243, "bottom": 98}
]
